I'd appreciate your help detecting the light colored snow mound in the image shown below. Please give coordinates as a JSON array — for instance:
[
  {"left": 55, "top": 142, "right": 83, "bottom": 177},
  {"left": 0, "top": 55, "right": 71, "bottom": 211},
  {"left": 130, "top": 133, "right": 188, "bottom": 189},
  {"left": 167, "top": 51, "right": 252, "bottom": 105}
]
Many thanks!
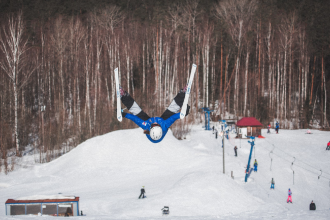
[
  {"left": 33, "top": 128, "right": 262, "bottom": 217},
  {"left": 0, "top": 126, "right": 330, "bottom": 219}
]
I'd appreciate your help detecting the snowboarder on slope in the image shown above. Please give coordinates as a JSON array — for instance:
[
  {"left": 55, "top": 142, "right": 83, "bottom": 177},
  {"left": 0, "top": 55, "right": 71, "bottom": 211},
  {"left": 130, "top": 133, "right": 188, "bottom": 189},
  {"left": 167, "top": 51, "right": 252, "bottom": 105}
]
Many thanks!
[
  {"left": 270, "top": 178, "right": 275, "bottom": 189},
  {"left": 326, "top": 141, "right": 330, "bottom": 150},
  {"left": 275, "top": 121, "right": 279, "bottom": 134},
  {"left": 287, "top": 189, "right": 292, "bottom": 203},
  {"left": 309, "top": 200, "right": 316, "bottom": 210},
  {"left": 253, "top": 159, "right": 258, "bottom": 172},
  {"left": 119, "top": 86, "right": 190, "bottom": 143},
  {"left": 139, "top": 186, "right": 146, "bottom": 199},
  {"left": 234, "top": 146, "right": 238, "bottom": 157}
]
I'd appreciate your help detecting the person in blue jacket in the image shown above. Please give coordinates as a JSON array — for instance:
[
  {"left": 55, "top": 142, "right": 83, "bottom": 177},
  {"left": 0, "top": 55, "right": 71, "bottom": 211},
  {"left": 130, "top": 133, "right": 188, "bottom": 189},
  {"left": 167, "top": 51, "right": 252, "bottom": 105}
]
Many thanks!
[
  {"left": 275, "top": 121, "right": 279, "bottom": 134},
  {"left": 119, "top": 86, "right": 190, "bottom": 143},
  {"left": 270, "top": 178, "right": 275, "bottom": 189},
  {"left": 253, "top": 159, "right": 258, "bottom": 172}
]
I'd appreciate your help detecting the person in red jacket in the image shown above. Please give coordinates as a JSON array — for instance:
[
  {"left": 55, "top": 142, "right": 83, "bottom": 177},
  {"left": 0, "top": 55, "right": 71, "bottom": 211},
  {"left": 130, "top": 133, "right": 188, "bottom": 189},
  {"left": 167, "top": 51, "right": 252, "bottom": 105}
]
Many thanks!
[
  {"left": 287, "top": 188, "right": 292, "bottom": 203},
  {"left": 267, "top": 123, "right": 271, "bottom": 133},
  {"left": 326, "top": 141, "right": 330, "bottom": 150}
]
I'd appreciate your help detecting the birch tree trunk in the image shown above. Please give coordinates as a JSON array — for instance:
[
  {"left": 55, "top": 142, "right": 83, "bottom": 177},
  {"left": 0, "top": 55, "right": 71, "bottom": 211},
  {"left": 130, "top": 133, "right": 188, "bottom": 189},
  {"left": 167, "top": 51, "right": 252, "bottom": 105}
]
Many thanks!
[
  {"left": 267, "top": 22, "right": 272, "bottom": 110},
  {"left": 143, "top": 42, "right": 145, "bottom": 93},
  {"left": 244, "top": 48, "right": 250, "bottom": 116},
  {"left": 276, "top": 55, "right": 280, "bottom": 118},
  {"left": 0, "top": 12, "right": 33, "bottom": 155},
  {"left": 84, "top": 39, "right": 92, "bottom": 135}
]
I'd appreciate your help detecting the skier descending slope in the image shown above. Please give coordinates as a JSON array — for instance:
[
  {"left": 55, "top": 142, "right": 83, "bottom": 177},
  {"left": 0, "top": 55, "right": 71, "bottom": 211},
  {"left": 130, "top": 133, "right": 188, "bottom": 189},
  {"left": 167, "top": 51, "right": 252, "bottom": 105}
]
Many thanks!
[
  {"left": 119, "top": 86, "right": 190, "bottom": 143},
  {"left": 287, "top": 188, "right": 293, "bottom": 203}
]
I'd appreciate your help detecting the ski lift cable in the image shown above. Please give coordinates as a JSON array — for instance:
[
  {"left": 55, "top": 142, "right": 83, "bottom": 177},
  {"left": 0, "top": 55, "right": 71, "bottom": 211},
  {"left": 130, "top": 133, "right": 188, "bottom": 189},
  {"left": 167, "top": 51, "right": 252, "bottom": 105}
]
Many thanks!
[
  {"left": 267, "top": 149, "right": 330, "bottom": 181},
  {"left": 263, "top": 139, "right": 330, "bottom": 178},
  {"left": 261, "top": 138, "right": 330, "bottom": 179},
  {"left": 269, "top": 145, "right": 274, "bottom": 171},
  {"left": 291, "top": 157, "right": 296, "bottom": 170},
  {"left": 291, "top": 157, "right": 295, "bottom": 185},
  {"left": 264, "top": 138, "right": 327, "bottom": 172},
  {"left": 271, "top": 151, "right": 330, "bottom": 180}
]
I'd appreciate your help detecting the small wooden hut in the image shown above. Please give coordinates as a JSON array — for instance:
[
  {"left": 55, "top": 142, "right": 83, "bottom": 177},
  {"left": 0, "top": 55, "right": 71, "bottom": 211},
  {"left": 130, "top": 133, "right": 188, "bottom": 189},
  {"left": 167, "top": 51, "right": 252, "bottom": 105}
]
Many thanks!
[{"left": 236, "top": 117, "right": 263, "bottom": 138}]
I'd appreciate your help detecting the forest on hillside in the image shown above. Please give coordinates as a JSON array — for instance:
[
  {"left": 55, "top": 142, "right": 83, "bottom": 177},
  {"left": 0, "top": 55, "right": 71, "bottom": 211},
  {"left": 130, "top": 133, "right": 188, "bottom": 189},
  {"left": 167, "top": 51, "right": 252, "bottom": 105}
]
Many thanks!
[{"left": 0, "top": 0, "right": 329, "bottom": 172}]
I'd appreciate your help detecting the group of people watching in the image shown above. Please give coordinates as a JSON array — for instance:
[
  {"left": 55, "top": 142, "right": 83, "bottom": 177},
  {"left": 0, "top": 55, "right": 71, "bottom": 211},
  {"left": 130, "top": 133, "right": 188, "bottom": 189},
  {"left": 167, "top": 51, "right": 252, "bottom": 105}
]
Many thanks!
[{"left": 267, "top": 122, "right": 280, "bottom": 134}]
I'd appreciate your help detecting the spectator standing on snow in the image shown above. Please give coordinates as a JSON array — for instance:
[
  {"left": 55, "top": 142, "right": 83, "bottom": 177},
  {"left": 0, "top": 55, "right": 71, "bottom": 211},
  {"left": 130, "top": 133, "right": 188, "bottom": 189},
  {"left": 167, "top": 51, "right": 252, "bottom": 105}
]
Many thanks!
[
  {"left": 267, "top": 123, "right": 271, "bottom": 133},
  {"left": 270, "top": 178, "right": 275, "bottom": 189},
  {"left": 287, "top": 189, "right": 292, "bottom": 203},
  {"left": 326, "top": 141, "right": 330, "bottom": 150},
  {"left": 309, "top": 200, "right": 316, "bottom": 210},
  {"left": 253, "top": 159, "right": 258, "bottom": 172},
  {"left": 234, "top": 146, "right": 238, "bottom": 157},
  {"left": 275, "top": 121, "right": 279, "bottom": 134},
  {"left": 139, "top": 186, "right": 146, "bottom": 199}
]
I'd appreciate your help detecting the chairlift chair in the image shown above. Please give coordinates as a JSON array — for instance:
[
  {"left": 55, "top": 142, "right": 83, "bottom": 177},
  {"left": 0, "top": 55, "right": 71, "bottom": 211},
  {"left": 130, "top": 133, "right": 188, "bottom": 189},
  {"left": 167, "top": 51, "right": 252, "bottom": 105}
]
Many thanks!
[{"left": 161, "top": 206, "right": 170, "bottom": 215}]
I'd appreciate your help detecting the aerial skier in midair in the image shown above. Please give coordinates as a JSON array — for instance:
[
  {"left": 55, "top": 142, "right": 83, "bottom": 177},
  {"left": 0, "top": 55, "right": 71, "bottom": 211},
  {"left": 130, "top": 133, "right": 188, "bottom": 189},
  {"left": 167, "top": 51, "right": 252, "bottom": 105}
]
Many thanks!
[
  {"left": 118, "top": 85, "right": 190, "bottom": 143},
  {"left": 115, "top": 64, "right": 196, "bottom": 143}
]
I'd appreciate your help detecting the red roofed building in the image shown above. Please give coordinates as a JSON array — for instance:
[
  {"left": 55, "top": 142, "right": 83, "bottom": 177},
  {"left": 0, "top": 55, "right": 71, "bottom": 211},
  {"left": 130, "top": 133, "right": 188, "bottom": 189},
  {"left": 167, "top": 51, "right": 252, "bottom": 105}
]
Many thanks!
[
  {"left": 236, "top": 117, "right": 263, "bottom": 138},
  {"left": 5, "top": 195, "right": 80, "bottom": 216}
]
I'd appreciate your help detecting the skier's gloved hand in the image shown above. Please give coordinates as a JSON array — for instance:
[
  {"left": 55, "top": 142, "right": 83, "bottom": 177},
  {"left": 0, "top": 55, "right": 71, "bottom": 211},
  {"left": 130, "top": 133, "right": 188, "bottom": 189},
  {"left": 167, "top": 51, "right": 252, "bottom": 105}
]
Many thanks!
[
  {"left": 115, "top": 109, "right": 127, "bottom": 117},
  {"left": 185, "top": 105, "right": 190, "bottom": 116}
]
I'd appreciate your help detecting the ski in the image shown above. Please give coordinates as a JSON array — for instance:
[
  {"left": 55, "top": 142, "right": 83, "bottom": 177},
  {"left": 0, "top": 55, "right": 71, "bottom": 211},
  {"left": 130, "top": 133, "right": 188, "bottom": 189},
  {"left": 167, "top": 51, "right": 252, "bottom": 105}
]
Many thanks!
[
  {"left": 114, "top": 67, "right": 122, "bottom": 122},
  {"left": 180, "top": 64, "right": 197, "bottom": 119}
]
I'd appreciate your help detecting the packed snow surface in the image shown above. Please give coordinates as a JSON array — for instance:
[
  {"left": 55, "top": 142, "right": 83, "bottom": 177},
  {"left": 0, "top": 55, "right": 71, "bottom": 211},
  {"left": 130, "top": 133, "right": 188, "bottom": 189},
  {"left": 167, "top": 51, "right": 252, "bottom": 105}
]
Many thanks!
[{"left": 1, "top": 125, "right": 330, "bottom": 219}]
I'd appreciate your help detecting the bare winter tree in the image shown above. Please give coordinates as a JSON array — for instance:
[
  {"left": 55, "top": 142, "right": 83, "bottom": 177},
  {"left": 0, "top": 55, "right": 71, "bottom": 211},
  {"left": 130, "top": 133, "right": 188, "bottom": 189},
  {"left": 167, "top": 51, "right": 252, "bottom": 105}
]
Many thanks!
[
  {"left": 0, "top": 12, "right": 37, "bottom": 156},
  {"left": 167, "top": 2, "right": 183, "bottom": 101},
  {"left": 215, "top": 0, "right": 257, "bottom": 116},
  {"left": 99, "top": 6, "right": 126, "bottom": 108},
  {"left": 278, "top": 11, "right": 298, "bottom": 121},
  {"left": 51, "top": 15, "right": 69, "bottom": 131},
  {"left": 98, "top": 5, "right": 125, "bottom": 34}
]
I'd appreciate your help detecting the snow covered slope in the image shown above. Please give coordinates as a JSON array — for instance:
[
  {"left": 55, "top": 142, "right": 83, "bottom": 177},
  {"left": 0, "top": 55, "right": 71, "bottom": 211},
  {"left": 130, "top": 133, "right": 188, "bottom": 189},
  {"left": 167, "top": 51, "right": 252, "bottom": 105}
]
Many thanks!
[{"left": 0, "top": 126, "right": 329, "bottom": 219}]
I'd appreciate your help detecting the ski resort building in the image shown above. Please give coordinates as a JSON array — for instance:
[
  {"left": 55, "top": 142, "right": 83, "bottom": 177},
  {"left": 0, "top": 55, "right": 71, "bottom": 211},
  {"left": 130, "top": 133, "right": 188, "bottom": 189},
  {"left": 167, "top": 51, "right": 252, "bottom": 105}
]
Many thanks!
[
  {"left": 236, "top": 117, "right": 263, "bottom": 138},
  {"left": 5, "top": 195, "right": 79, "bottom": 216}
]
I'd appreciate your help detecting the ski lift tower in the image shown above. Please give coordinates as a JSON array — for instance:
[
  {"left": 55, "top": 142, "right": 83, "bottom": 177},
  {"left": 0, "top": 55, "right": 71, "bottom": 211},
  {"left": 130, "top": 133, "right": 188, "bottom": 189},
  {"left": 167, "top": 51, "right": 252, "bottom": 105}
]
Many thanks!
[
  {"left": 219, "top": 120, "right": 229, "bottom": 174},
  {"left": 201, "top": 107, "right": 214, "bottom": 130},
  {"left": 245, "top": 136, "right": 255, "bottom": 182}
]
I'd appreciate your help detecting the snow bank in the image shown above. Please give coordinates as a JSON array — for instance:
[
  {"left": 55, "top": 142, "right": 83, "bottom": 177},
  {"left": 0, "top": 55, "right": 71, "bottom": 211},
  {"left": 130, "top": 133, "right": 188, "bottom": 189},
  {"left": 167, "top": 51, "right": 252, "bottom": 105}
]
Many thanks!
[{"left": 0, "top": 126, "right": 329, "bottom": 219}]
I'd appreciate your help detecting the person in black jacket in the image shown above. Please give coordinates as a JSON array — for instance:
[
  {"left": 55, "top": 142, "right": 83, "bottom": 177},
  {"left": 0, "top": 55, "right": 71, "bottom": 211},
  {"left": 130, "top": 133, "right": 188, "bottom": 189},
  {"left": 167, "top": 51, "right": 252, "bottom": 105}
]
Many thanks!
[
  {"left": 139, "top": 186, "right": 146, "bottom": 199},
  {"left": 309, "top": 200, "right": 316, "bottom": 210},
  {"left": 234, "top": 146, "right": 238, "bottom": 157}
]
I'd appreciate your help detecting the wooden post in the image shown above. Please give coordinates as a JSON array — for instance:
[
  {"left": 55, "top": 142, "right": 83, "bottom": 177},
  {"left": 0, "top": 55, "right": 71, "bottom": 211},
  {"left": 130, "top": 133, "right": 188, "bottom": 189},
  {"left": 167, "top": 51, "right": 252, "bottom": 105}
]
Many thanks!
[{"left": 223, "top": 132, "right": 225, "bottom": 174}]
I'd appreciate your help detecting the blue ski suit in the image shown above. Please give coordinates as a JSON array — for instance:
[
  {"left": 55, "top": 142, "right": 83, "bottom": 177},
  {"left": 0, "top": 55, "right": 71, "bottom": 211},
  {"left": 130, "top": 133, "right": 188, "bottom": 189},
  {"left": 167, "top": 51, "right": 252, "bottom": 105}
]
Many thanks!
[
  {"left": 120, "top": 88, "right": 189, "bottom": 144},
  {"left": 125, "top": 113, "right": 180, "bottom": 143}
]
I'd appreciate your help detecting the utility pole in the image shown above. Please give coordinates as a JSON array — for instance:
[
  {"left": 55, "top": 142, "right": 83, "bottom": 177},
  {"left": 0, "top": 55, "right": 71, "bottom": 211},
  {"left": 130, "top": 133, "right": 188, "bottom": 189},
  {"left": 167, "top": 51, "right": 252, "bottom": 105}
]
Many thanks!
[
  {"left": 223, "top": 132, "right": 225, "bottom": 174},
  {"left": 219, "top": 120, "right": 227, "bottom": 174}
]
